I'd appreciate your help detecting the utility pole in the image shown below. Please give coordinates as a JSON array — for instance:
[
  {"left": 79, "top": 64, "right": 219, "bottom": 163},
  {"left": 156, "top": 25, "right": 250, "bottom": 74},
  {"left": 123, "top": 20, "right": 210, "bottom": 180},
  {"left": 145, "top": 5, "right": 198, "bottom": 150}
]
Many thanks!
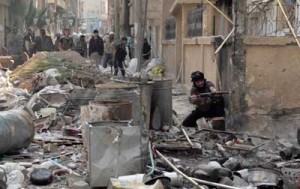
[
  {"left": 114, "top": 0, "right": 120, "bottom": 40},
  {"left": 230, "top": 0, "right": 247, "bottom": 123},
  {"left": 122, "top": 0, "right": 130, "bottom": 36},
  {"left": 134, "top": 0, "right": 144, "bottom": 72}
]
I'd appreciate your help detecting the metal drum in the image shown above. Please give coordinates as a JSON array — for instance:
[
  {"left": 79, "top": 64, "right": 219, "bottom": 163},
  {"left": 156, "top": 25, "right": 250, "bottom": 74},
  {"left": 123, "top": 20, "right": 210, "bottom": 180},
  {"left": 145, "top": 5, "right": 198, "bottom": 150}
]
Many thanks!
[
  {"left": 151, "top": 79, "right": 173, "bottom": 130},
  {"left": 0, "top": 109, "right": 34, "bottom": 154},
  {"left": 95, "top": 83, "right": 142, "bottom": 126}
]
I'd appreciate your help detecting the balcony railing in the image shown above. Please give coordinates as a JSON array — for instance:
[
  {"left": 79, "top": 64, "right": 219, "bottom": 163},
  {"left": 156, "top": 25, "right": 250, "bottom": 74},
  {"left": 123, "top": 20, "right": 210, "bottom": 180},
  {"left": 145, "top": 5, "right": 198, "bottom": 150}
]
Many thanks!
[{"left": 247, "top": 0, "right": 300, "bottom": 36}]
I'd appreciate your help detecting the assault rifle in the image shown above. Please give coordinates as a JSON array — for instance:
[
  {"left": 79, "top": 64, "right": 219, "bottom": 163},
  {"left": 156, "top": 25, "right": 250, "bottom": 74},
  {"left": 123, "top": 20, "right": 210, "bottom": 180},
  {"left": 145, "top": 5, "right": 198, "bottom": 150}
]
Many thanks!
[{"left": 189, "top": 91, "right": 229, "bottom": 102}]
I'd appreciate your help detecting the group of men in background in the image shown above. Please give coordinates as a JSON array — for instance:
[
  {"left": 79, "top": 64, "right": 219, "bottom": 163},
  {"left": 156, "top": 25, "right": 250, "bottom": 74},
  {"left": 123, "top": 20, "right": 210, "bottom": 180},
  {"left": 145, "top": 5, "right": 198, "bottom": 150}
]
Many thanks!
[{"left": 7, "top": 27, "right": 152, "bottom": 77}]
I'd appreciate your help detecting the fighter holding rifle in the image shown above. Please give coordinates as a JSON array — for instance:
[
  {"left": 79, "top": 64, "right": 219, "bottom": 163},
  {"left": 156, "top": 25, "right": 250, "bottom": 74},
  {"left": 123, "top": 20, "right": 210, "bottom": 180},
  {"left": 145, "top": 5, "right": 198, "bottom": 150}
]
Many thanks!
[{"left": 182, "top": 71, "right": 228, "bottom": 130}]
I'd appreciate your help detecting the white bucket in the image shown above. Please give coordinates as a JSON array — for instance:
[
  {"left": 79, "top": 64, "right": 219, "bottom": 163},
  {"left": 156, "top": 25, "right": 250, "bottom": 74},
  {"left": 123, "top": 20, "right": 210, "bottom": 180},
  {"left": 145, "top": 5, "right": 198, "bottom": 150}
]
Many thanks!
[
  {"left": 118, "top": 174, "right": 147, "bottom": 183},
  {"left": 162, "top": 172, "right": 183, "bottom": 187}
]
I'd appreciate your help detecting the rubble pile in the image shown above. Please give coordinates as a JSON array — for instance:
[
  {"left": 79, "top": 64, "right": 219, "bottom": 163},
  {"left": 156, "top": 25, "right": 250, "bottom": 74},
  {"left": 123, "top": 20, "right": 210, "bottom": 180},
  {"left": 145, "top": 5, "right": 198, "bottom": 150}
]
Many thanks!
[
  {"left": 148, "top": 126, "right": 300, "bottom": 188},
  {"left": 9, "top": 51, "right": 109, "bottom": 92},
  {"left": 0, "top": 54, "right": 299, "bottom": 189},
  {"left": 0, "top": 51, "right": 107, "bottom": 188}
]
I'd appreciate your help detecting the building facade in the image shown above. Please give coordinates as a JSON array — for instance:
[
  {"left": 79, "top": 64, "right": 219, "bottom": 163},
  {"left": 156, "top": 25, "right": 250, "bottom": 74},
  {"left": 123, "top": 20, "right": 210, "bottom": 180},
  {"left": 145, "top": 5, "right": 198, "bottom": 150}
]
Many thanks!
[{"left": 81, "top": 0, "right": 108, "bottom": 33}]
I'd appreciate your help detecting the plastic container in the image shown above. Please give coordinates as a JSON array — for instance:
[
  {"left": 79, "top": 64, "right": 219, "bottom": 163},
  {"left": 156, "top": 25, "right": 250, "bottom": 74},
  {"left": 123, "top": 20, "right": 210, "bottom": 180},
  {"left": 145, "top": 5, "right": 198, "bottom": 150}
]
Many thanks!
[{"left": 118, "top": 174, "right": 147, "bottom": 183}]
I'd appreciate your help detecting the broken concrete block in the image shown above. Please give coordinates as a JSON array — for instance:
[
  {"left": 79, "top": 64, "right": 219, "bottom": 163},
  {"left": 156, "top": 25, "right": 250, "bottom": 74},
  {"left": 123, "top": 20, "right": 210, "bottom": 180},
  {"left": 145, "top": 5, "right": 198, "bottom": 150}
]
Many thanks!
[
  {"left": 168, "top": 126, "right": 181, "bottom": 135},
  {"left": 193, "top": 170, "right": 210, "bottom": 180},
  {"left": 278, "top": 138, "right": 293, "bottom": 148},
  {"left": 208, "top": 161, "right": 222, "bottom": 169},
  {"left": 232, "top": 175, "right": 249, "bottom": 187},
  {"left": 222, "top": 157, "right": 239, "bottom": 170},
  {"left": 67, "top": 162, "right": 78, "bottom": 169},
  {"left": 219, "top": 177, "right": 234, "bottom": 187},
  {"left": 66, "top": 174, "right": 83, "bottom": 188},
  {"left": 70, "top": 180, "right": 89, "bottom": 189},
  {"left": 7, "top": 170, "right": 24, "bottom": 185},
  {"left": 43, "top": 143, "right": 58, "bottom": 153},
  {"left": 217, "top": 168, "right": 233, "bottom": 178}
]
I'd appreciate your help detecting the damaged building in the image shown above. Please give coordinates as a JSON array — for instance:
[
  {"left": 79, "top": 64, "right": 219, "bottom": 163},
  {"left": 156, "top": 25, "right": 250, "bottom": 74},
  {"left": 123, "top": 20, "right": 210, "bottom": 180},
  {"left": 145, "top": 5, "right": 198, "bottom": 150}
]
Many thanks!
[{"left": 0, "top": 0, "right": 299, "bottom": 189}]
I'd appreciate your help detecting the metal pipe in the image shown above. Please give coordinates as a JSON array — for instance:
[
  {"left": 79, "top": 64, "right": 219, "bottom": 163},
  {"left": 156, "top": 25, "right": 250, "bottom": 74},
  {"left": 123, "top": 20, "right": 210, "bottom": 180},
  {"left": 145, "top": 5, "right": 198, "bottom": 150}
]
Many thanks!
[
  {"left": 215, "top": 28, "right": 235, "bottom": 55},
  {"left": 147, "top": 143, "right": 155, "bottom": 176},
  {"left": 49, "top": 159, "right": 81, "bottom": 176},
  {"left": 191, "top": 177, "right": 243, "bottom": 189},
  {"left": 204, "top": 0, "right": 234, "bottom": 25},
  {"left": 155, "top": 150, "right": 206, "bottom": 189},
  {"left": 276, "top": 0, "right": 300, "bottom": 48},
  {"left": 181, "top": 126, "right": 194, "bottom": 148}
]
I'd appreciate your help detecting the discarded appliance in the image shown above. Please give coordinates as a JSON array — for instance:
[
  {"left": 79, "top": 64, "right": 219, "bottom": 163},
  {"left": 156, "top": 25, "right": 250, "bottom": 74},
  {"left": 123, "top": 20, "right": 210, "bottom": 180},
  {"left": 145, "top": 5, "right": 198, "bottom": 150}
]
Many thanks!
[{"left": 86, "top": 121, "right": 148, "bottom": 187}]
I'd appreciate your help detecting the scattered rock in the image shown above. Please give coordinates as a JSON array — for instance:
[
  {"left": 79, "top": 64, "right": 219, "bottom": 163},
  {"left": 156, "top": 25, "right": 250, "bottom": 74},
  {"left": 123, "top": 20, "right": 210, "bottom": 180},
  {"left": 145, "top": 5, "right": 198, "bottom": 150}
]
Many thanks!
[{"left": 71, "top": 180, "right": 89, "bottom": 189}]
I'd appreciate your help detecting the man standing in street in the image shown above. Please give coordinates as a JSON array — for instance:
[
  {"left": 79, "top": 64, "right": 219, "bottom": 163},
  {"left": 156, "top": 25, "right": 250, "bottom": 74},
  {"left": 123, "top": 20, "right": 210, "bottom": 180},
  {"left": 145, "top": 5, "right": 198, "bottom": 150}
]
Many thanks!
[
  {"left": 58, "top": 28, "right": 75, "bottom": 51},
  {"left": 36, "top": 29, "right": 54, "bottom": 52},
  {"left": 89, "top": 30, "right": 104, "bottom": 66},
  {"left": 23, "top": 28, "right": 36, "bottom": 57},
  {"left": 102, "top": 32, "right": 115, "bottom": 68},
  {"left": 113, "top": 37, "right": 127, "bottom": 77}
]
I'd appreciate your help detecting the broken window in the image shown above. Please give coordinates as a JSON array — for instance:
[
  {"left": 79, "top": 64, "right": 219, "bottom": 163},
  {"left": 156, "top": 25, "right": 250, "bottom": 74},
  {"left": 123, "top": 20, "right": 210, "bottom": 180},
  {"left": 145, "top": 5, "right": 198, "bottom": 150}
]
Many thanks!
[
  {"left": 165, "top": 17, "right": 176, "bottom": 40},
  {"left": 187, "top": 4, "right": 204, "bottom": 37}
]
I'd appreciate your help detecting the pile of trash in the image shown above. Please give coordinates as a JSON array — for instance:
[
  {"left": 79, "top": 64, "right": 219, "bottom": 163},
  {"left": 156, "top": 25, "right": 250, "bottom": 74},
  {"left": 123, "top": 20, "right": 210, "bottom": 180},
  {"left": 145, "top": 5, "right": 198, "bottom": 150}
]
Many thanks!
[
  {"left": 0, "top": 52, "right": 299, "bottom": 189},
  {"left": 0, "top": 51, "right": 110, "bottom": 188},
  {"left": 9, "top": 51, "right": 109, "bottom": 93},
  {"left": 147, "top": 123, "right": 300, "bottom": 189},
  {"left": 99, "top": 58, "right": 164, "bottom": 78}
]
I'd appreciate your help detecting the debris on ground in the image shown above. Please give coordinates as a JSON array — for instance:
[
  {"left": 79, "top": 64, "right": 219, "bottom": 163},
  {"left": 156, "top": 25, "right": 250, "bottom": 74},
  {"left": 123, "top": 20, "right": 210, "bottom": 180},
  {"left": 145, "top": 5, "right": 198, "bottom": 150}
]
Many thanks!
[{"left": 0, "top": 53, "right": 299, "bottom": 189}]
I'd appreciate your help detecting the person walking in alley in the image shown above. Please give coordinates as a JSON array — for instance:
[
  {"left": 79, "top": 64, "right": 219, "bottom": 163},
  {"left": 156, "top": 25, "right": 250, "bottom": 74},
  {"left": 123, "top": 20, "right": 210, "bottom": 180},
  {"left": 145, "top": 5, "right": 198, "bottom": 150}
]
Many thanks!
[
  {"left": 102, "top": 32, "right": 115, "bottom": 68},
  {"left": 58, "top": 29, "right": 75, "bottom": 51},
  {"left": 54, "top": 33, "right": 61, "bottom": 51},
  {"left": 8, "top": 27, "right": 23, "bottom": 55},
  {"left": 89, "top": 30, "right": 104, "bottom": 65},
  {"left": 76, "top": 35, "right": 87, "bottom": 57},
  {"left": 36, "top": 29, "right": 54, "bottom": 52},
  {"left": 113, "top": 37, "right": 127, "bottom": 77},
  {"left": 23, "top": 28, "right": 36, "bottom": 57},
  {"left": 182, "top": 71, "right": 226, "bottom": 130},
  {"left": 142, "top": 38, "right": 151, "bottom": 61}
]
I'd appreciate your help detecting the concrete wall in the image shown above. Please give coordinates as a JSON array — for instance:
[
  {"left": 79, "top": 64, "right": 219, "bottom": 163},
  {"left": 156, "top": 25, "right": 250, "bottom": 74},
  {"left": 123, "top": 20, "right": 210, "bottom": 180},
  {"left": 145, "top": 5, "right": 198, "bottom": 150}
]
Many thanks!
[
  {"left": 183, "top": 37, "right": 217, "bottom": 85},
  {"left": 162, "top": 41, "right": 176, "bottom": 79},
  {"left": 245, "top": 37, "right": 300, "bottom": 115},
  {"left": 0, "top": 0, "right": 9, "bottom": 47}
]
